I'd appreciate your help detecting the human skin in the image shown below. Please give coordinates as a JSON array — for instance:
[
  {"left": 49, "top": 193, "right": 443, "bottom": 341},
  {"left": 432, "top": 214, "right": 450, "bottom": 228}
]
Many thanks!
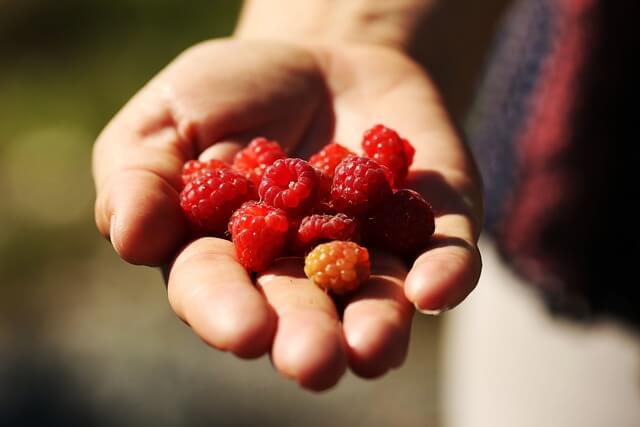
[{"left": 92, "top": 1, "right": 483, "bottom": 391}]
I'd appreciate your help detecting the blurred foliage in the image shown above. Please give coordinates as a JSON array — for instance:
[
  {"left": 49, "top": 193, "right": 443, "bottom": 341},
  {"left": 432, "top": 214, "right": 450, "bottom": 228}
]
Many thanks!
[
  {"left": 0, "top": 0, "right": 241, "bottom": 297},
  {"left": 0, "top": 0, "right": 241, "bottom": 135}
]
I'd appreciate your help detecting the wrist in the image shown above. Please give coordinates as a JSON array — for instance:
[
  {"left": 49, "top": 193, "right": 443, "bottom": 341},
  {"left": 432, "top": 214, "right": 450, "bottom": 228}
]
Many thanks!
[{"left": 234, "top": 0, "right": 434, "bottom": 52}]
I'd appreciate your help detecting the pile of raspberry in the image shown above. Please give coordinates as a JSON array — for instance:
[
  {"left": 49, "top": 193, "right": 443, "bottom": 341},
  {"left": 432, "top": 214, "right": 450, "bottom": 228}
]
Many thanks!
[{"left": 179, "top": 125, "right": 435, "bottom": 294}]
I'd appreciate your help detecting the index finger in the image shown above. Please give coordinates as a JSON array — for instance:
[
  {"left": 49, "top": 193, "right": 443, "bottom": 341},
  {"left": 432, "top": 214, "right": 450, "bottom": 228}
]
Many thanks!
[{"left": 93, "top": 85, "right": 192, "bottom": 266}]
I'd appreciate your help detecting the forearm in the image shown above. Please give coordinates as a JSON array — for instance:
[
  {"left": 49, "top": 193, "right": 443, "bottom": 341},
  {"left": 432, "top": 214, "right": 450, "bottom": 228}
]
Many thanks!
[{"left": 235, "top": 0, "right": 435, "bottom": 51}]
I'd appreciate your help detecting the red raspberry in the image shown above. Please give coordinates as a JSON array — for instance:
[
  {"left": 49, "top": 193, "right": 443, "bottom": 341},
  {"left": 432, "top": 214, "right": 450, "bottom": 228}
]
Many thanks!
[
  {"left": 309, "top": 143, "right": 355, "bottom": 177},
  {"left": 331, "top": 156, "right": 393, "bottom": 216},
  {"left": 290, "top": 213, "right": 359, "bottom": 254},
  {"left": 233, "top": 137, "right": 287, "bottom": 187},
  {"left": 362, "top": 124, "right": 415, "bottom": 187},
  {"left": 181, "top": 159, "right": 229, "bottom": 185},
  {"left": 366, "top": 189, "right": 435, "bottom": 256},
  {"left": 259, "top": 158, "right": 319, "bottom": 216},
  {"left": 304, "top": 241, "right": 370, "bottom": 295},
  {"left": 402, "top": 138, "right": 416, "bottom": 165},
  {"left": 228, "top": 201, "right": 289, "bottom": 272},
  {"left": 180, "top": 168, "right": 256, "bottom": 235}
]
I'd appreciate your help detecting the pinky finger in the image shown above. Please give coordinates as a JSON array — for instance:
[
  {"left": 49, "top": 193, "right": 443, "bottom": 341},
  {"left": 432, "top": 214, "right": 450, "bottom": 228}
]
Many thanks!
[{"left": 404, "top": 214, "right": 482, "bottom": 313}]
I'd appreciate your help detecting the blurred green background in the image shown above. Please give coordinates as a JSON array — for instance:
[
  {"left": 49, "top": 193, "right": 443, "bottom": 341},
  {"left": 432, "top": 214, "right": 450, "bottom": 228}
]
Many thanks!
[{"left": 0, "top": 1, "right": 507, "bottom": 425}]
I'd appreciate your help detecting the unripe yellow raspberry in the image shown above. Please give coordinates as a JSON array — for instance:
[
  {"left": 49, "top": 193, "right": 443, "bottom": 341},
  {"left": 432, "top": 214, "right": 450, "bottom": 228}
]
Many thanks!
[{"left": 304, "top": 241, "right": 370, "bottom": 294}]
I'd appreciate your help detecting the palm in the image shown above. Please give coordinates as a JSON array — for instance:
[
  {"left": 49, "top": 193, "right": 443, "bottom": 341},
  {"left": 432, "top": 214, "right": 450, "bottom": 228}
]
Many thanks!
[{"left": 93, "top": 39, "right": 482, "bottom": 391}]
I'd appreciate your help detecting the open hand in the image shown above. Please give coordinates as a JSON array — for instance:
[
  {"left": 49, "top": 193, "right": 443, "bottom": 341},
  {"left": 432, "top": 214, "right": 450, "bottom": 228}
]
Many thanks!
[{"left": 93, "top": 39, "right": 483, "bottom": 391}]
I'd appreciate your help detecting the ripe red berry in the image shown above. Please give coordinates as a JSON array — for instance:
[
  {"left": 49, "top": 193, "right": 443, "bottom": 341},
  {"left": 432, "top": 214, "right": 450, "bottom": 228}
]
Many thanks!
[
  {"left": 362, "top": 124, "right": 415, "bottom": 187},
  {"left": 181, "top": 159, "right": 230, "bottom": 185},
  {"left": 233, "top": 137, "right": 287, "bottom": 187},
  {"left": 309, "top": 143, "right": 355, "bottom": 177},
  {"left": 180, "top": 168, "right": 256, "bottom": 235},
  {"left": 331, "top": 156, "right": 393, "bottom": 216},
  {"left": 304, "top": 241, "right": 370, "bottom": 295},
  {"left": 228, "top": 201, "right": 289, "bottom": 272},
  {"left": 259, "top": 158, "right": 319, "bottom": 216},
  {"left": 366, "top": 189, "right": 435, "bottom": 256},
  {"left": 290, "top": 213, "right": 359, "bottom": 254},
  {"left": 401, "top": 138, "right": 416, "bottom": 165}
]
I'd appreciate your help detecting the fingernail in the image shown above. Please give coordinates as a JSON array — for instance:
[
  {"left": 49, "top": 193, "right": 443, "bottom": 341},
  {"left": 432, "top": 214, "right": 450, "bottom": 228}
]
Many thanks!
[
  {"left": 415, "top": 304, "right": 451, "bottom": 316},
  {"left": 110, "top": 215, "right": 121, "bottom": 254},
  {"left": 257, "top": 273, "right": 278, "bottom": 286}
]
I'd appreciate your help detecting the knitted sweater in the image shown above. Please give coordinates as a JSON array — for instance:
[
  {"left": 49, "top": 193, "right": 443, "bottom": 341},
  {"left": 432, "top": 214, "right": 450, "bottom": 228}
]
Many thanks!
[{"left": 468, "top": 0, "right": 639, "bottom": 327}]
